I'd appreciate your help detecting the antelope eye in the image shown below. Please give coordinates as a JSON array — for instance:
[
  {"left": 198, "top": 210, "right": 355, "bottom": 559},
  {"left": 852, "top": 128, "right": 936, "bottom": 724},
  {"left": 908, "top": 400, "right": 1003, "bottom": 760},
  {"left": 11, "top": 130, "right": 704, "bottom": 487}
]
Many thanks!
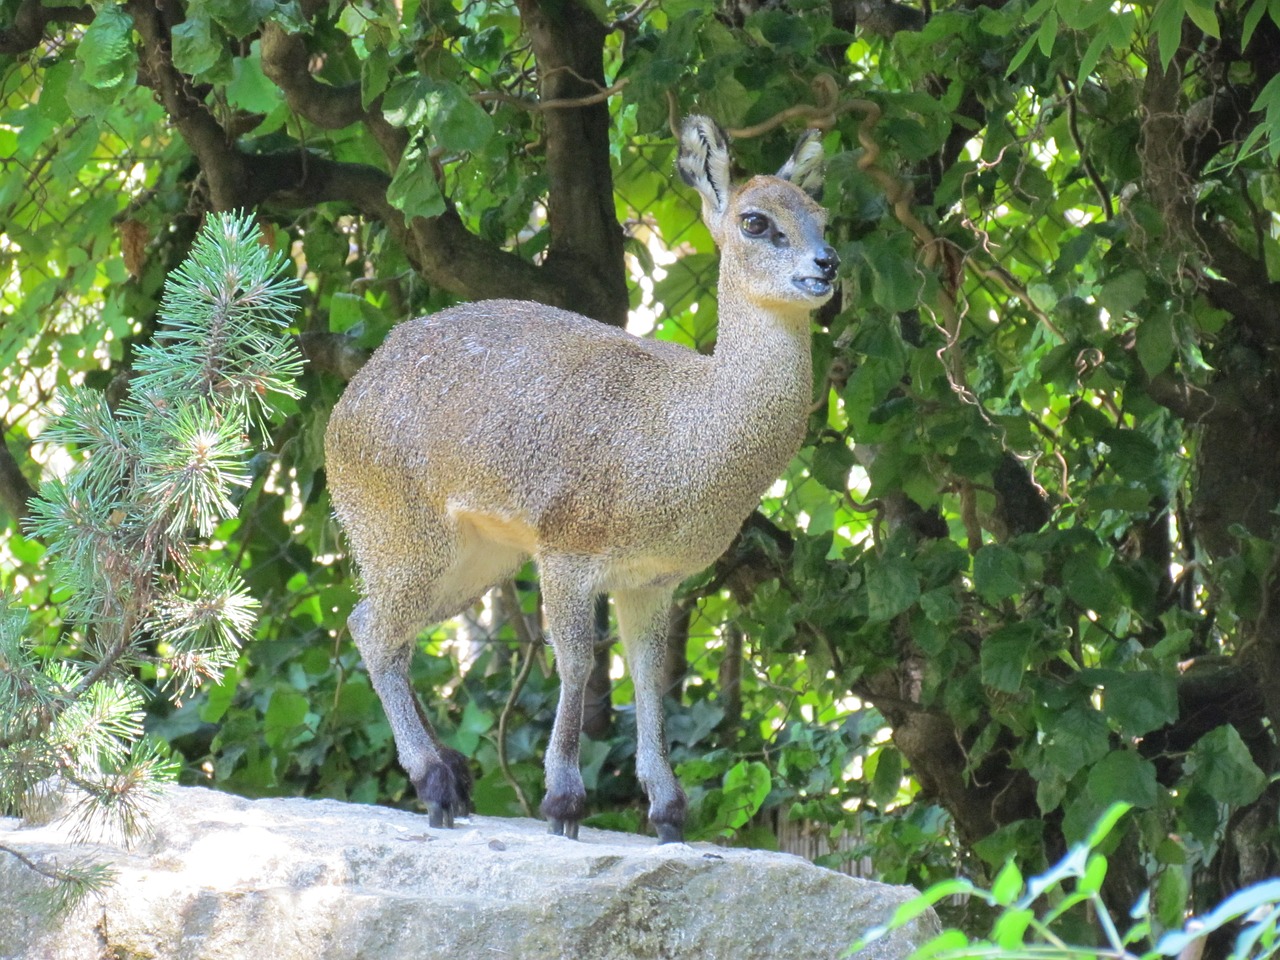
[{"left": 740, "top": 213, "right": 770, "bottom": 237}]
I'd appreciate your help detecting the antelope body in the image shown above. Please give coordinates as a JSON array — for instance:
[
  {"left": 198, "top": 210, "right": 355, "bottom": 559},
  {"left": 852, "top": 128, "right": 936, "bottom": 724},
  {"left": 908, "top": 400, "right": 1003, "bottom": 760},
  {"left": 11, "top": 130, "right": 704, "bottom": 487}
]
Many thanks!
[{"left": 325, "top": 117, "right": 837, "bottom": 842}]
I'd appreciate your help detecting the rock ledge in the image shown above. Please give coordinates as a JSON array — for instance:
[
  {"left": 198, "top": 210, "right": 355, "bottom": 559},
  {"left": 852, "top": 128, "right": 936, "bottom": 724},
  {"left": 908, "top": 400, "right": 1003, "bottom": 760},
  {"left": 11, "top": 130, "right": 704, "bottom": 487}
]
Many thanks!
[{"left": 0, "top": 786, "right": 936, "bottom": 959}]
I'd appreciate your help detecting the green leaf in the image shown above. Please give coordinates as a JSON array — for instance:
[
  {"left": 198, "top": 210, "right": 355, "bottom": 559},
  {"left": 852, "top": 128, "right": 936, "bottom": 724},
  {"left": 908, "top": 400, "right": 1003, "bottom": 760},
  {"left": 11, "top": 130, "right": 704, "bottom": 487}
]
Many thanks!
[
  {"left": 1183, "top": 0, "right": 1220, "bottom": 37},
  {"left": 330, "top": 676, "right": 379, "bottom": 727},
  {"left": 450, "top": 698, "right": 493, "bottom": 754},
  {"left": 264, "top": 688, "right": 310, "bottom": 749},
  {"left": 227, "top": 45, "right": 280, "bottom": 114},
  {"left": 1188, "top": 725, "right": 1268, "bottom": 806},
  {"left": 200, "top": 660, "right": 244, "bottom": 724},
  {"left": 1076, "top": 28, "right": 1112, "bottom": 89},
  {"left": 865, "top": 244, "right": 919, "bottom": 314},
  {"left": 1063, "top": 550, "right": 1117, "bottom": 615},
  {"left": 424, "top": 81, "right": 493, "bottom": 154},
  {"left": 386, "top": 140, "right": 446, "bottom": 221},
  {"left": 1080, "top": 851, "right": 1108, "bottom": 895},
  {"left": 1087, "top": 750, "right": 1158, "bottom": 808},
  {"left": 1006, "top": 30, "right": 1039, "bottom": 77},
  {"left": 1247, "top": 74, "right": 1280, "bottom": 164},
  {"left": 719, "top": 760, "right": 771, "bottom": 829},
  {"left": 460, "top": 698, "right": 493, "bottom": 736},
  {"left": 1035, "top": 10, "right": 1058, "bottom": 56},
  {"left": 667, "top": 698, "right": 725, "bottom": 748},
  {"left": 866, "top": 555, "right": 920, "bottom": 622},
  {"left": 1136, "top": 314, "right": 1175, "bottom": 375},
  {"left": 980, "top": 621, "right": 1036, "bottom": 693},
  {"left": 918, "top": 587, "right": 959, "bottom": 626},
  {"left": 1098, "top": 670, "right": 1178, "bottom": 737},
  {"left": 203, "top": 0, "right": 276, "bottom": 38},
  {"left": 991, "top": 859, "right": 1024, "bottom": 906},
  {"left": 753, "top": 8, "right": 815, "bottom": 53},
  {"left": 382, "top": 77, "right": 493, "bottom": 153},
  {"left": 361, "top": 45, "right": 392, "bottom": 109},
  {"left": 1155, "top": 867, "right": 1190, "bottom": 929},
  {"left": 1096, "top": 269, "right": 1146, "bottom": 320},
  {"left": 811, "top": 438, "right": 855, "bottom": 491},
  {"left": 336, "top": 2, "right": 375, "bottom": 36},
  {"left": 269, "top": 1, "right": 309, "bottom": 33},
  {"left": 973, "top": 544, "right": 1022, "bottom": 605},
  {"left": 1094, "top": 12, "right": 1134, "bottom": 84},
  {"left": 979, "top": 6, "right": 1018, "bottom": 35},
  {"left": 1151, "top": 0, "right": 1186, "bottom": 70},
  {"left": 171, "top": 14, "right": 226, "bottom": 78},
  {"left": 1084, "top": 484, "right": 1153, "bottom": 514},
  {"left": 78, "top": 5, "right": 136, "bottom": 89},
  {"left": 992, "top": 907, "right": 1034, "bottom": 949},
  {"left": 1242, "top": 0, "right": 1270, "bottom": 49},
  {"left": 1100, "top": 428, "right": 1161, "bottom": 482},
  {"left": 869, "top": 746, "right": 903, "bottom": 808},
  {"left": 329, "top": 292, "right": 383, "bottom": 334},
  {"left": 66, "top": 6, "right": 137, "bottom": 115}
]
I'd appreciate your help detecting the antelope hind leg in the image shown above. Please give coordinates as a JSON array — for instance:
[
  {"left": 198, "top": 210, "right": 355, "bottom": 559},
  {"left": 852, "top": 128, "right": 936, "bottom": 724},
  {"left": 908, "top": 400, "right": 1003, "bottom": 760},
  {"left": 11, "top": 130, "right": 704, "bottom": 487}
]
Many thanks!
[{"left": 617, "top": 585, "right": 688, "bottom": 843}]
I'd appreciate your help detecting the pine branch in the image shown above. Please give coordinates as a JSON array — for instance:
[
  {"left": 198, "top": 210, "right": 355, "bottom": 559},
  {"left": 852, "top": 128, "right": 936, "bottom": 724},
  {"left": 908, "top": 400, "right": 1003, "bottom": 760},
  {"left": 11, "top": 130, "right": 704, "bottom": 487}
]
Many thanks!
[{"left": 3, "top": 211, "right": 303, "bottom": 910}]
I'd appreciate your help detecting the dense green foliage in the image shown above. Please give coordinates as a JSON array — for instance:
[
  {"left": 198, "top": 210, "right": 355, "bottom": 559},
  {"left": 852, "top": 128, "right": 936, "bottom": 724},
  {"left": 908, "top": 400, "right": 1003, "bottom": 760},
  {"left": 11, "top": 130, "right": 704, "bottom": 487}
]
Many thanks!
[
  {"left": 858, "top": 804, "right": 1280, "bottom": 959},
  {"left": 4, "top": 0, "right": 1280, "bottom": 954}
]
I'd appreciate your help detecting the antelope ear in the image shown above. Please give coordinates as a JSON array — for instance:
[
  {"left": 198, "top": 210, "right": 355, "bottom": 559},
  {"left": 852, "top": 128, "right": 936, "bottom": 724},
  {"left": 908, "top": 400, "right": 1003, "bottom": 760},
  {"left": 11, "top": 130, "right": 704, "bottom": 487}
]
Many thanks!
[
  {"left": 777, "top": 128, "right": 825, "bottom": 200},
  {"left": 677, "top": 115, "right": 733, "bottom": 236}
]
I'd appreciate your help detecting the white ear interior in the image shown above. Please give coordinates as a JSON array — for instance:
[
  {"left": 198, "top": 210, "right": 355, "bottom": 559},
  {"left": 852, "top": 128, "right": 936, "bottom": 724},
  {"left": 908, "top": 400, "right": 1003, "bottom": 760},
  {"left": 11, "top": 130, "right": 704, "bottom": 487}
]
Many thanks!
[
  {"left": 677, "top": 115, "right": 733, "bottom": 232},
  {"left": 777, "top": 129, "right": 825, "bottom": 199}
]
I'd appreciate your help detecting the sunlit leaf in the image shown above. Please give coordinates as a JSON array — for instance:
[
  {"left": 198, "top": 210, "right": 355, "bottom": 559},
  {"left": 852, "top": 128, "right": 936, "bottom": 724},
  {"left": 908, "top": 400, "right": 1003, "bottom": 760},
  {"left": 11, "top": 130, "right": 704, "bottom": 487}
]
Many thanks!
[{"left": 386, "top": 140, "right": 446, "bottom": 221}]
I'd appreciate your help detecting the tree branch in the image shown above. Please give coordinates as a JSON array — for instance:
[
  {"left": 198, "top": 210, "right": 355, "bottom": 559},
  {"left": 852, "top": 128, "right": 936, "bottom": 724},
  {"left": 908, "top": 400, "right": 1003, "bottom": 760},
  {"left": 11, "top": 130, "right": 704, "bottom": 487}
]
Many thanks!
[
  {"left": 128, "top": 0, "right": 249, "bottom": 211},
  {"left": 515, "top": 0, "right": 628, "bottom": 325},
  {"left": 258, "top": 24, "right": 364, "bottom": 129},
  {"left": 0, "top": 431, "right": 35, "bottom": 526},
  {"left": 127, "top": 8, "right": 572, "bottom": 309},
  {"left": 1195, "top": 221, "right": 1280, "bottom": 345},
  {"left": 240, "top": 153, "right": 400, "bottom": 224},
  {"left": 0, "top": 0, "right": 91, "bottom": 55},
  {"left": 406, "top": 209, "right": 568, "bottom": 305},
  {"left": 258, "top": 22, "right": 408, "bottom": 166},
  {"left": 472, "top": 77, "right": 629, "bottom": 113},
  {"left": 1141, "top": 368, "right": 1218, "bottom": 422},
  {"left": 256, "top": 11, "right": 633, "bottom": 313},
  {"left": 1182, "top": 86, "right": 1252, "bottom": 178}
]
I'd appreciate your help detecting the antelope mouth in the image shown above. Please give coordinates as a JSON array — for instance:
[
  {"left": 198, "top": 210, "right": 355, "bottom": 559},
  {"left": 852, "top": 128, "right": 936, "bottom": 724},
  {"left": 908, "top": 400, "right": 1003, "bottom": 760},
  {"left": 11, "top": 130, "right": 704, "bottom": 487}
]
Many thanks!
[{"left": 792, "top": 276, "right": 833, "bottom": 299}]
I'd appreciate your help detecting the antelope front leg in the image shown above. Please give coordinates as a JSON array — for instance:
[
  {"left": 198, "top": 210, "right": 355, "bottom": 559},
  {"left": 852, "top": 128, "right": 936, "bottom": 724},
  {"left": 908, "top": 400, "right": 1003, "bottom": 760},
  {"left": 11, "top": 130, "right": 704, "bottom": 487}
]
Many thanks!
[
  {"left": 617, "top": 585, "right": 688, "bottom": 843},
  {"left": 538, "top": 558, "right": 597, "bottom": 840}
]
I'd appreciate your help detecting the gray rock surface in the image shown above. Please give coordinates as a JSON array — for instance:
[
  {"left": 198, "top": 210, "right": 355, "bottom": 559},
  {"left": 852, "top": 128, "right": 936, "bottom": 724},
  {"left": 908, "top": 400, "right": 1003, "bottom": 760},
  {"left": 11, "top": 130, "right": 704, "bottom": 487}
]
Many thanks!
[{"left": 0, "top": 786, "right": 936, "bottom": 959}]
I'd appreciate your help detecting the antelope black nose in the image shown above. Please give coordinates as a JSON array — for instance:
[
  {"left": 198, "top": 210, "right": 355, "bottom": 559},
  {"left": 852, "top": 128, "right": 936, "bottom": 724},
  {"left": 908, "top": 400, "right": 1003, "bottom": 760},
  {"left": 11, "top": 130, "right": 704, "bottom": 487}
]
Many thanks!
[{"left": 815, "top": 245, "right": 839, "bottom": 281}]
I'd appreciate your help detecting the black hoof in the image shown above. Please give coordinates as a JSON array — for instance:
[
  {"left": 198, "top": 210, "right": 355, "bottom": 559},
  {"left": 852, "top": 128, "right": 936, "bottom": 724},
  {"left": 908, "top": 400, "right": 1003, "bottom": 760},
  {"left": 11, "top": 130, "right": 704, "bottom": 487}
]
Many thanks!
[
  {"left": 427, "top": 801, "right": 454, "bottom": 829},
  {"left": 645, "top": 787, "right": 688, "bottom": 844},
  {"left": 548, "top": 818, "right": 581, "bottom": 840},
  {"left": 654, "top": 822, "right": 684, "bottom": 844},
  {"left": 440, "top": 747, "right": 473, "bottom": 818},
  {"left": 413, "top": 750, "right": 473, "bottom": 828},
  {"left": 541, "top": 789, "right": 586, "bottom": 840}
]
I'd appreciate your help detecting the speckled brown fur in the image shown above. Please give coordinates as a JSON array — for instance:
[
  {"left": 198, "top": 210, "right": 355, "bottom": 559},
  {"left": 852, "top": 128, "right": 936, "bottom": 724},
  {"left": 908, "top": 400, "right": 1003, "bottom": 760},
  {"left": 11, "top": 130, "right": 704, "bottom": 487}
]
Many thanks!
[{"left": 326, "top": 116, "right": 838, "bottom": 841}]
